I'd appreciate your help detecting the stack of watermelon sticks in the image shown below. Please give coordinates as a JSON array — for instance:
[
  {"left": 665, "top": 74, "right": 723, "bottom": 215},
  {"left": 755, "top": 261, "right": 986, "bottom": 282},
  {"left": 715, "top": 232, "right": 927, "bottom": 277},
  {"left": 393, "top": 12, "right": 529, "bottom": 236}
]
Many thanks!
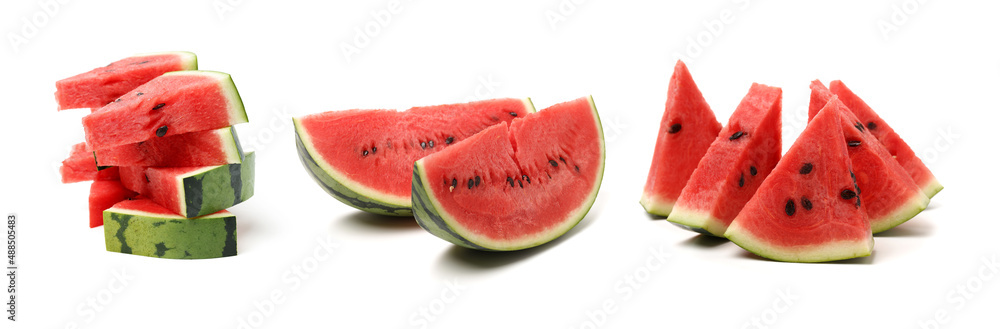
[{"left": 56, "top": 51, "right": 253, "bottom": 259}]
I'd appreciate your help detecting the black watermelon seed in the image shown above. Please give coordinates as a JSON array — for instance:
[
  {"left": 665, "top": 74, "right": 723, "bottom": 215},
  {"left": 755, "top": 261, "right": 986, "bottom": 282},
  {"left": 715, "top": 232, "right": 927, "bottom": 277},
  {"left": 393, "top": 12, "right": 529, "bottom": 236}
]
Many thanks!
[
  {"left": 510, "top": 112, "right": 518, "bottom": 117},
  {"left": 738, "top": 173, "right": 745, "bottom": 187},
  {"left": 750, "top": 166, "right": 758, "bottom": 176},
  {"left": 475, "top": 176, "right": 481, "bottom": 187},
  {"left": 847, "top": 140, "right": 862, "bottom": 147},
  {"left": 517, "top": 179, "right": 523, "bottom": 188},
  {"left": 467, "top": 179, "right": 474, "bottom": 189},
  {"left": 371, "top": 146, "right": 377, "bottom": 154},
  {"left": 854, "top": 122, "right": 865, "bottom": 132},
  {"left": 850, "top": 171, "right": 856, "bottom": 183},
  {"left": 668, "top": 123, "right": 682, "bottom": 134},
  {"left": 729, "top": 131, "right": 745, "bottom": 141},
  {"left": 574, "top": 165, "right": 580, "bottom": 173},
  {"left": 507, "top": 177, "right": 515, "bottom": 187},
  {"left": 155, "top": 125, "right": 168, "bottom": 137},
  {"left": 362, "top": 150, "right": 369, "bottom": 156},
  {"left": 136, "top": 92, "right": 144, "bottom": 96},
  {"left": 145, "top": 174, "right": 150, "bottom": 183},
  {"left": 559, "top": 157, "right": 566, "bottom": 164},
  {"left": 420, "top": 142, "right": 427, "bottom": 149},
  {"left": 856, "top": 196, "right": 862, "bottom": 208},
  {"left": 451, "top": 178, "right": 457, "bottom": 188},
  {"left": 801, "top": 197, "right": 813, "bottom": 210},
  {"left": 841, "top": 189, "right": 857, "bottom": 200},
  {"left": 445, "top": 136, "right": 454, "bottom": 144},
  {"left": 800, "top": 163, "right": 813, "bottom": 175},
  {"left": 785, "top": 199, "right": 796, "bottom": 216},
  {"left": 867, "top": 122, "right": 877, "bottom": 130},
  {"left": 549, "top": 160, "right": 558, "bottom": 167},
  {"left": 522, "top": 175, "right": 530, "bottom": 183},
  {"left": 428, "top": 140, "right": 435, "bottom": 148},
  {"left": 114, "top": 98, "right": 122, "bottom": 103},
  {"left": 152, "top": 103, "right": 165, "bottom": 110}
]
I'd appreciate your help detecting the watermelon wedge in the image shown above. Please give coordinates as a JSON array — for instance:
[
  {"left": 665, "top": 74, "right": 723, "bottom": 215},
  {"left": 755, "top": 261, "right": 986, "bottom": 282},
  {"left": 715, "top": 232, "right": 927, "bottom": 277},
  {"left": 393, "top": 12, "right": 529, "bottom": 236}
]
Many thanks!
[
  {"left": 726, "top": 99, "right": 873, "bottom": 263},
  {"left": 640, "top": 60, "right": 722, "bottom": 217},
  {"left": 118, "top": 152, "right": 255, "bottom": 218},
  {"left": 104, "top": 199, "right": 237, "bottom": 259},
  {"left": 55, "top": 51, "right": 198, "bottom": 111},
  {"left": 412, "top": 96, "right": 604, "bottom": 251},
  {"left": 95, "top": 127, "right": 244, "bottom": 167},
  {"left": 807, "top": 80, "right": 942, "bottom": 199},
  {"left": 60, "top": 142, "right": 120, "bottom": 183},
  {"left": 810, "top": 82, "right": 929, "bottom": 233},
  {"left": 82, "top": 70, "right": 248, "bottom": 150},
  {"left": 668, "top": 83, "right": 783, "bottom": 237},
  {"left": 89, "top": 180, "right": 138, "bottom": 228},
  {"left": 294, "top": 98, "right": 536, "bottom": 216}
]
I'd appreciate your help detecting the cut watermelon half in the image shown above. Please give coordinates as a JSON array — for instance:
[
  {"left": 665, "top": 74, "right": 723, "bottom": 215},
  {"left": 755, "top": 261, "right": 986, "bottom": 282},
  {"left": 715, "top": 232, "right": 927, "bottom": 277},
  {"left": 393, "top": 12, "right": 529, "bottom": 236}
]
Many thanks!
[
  {"left": 104, "top": 199, "right": 237, "bottom": 259},
  {"left": 60, "top": 142, "right": 119, "bottom": 183},
  {"left": 807, "top": 80, "right": 942, "bottom": 199},
  {"left": 412, "top": 96, "right": 604, "bottom": 251},
  {"left": 668, "top": 83, "right": 783, "bottom": 237},
  {"left": 95, "top": 127, "right": 244, "bottom": 167},
  {"left": 810, "top": 82, "right": 929, "bottom": 233},
  {"left": 55, "top": 51, "right": 198, "bottom": 111},
  {"left": 118, "top": 152, "right": 255, "bottom": 218},
  {"left": 294, "top": 98, "right": 536, "bottom": 216},
  {"left": 89, "top": 180, "right": 138, "bottom": 228},
  {"left": 640, "top": 60, "right": 722, "bottom": 217},
  {"left": 83, "top": 70, "right": 248, "bottom": 150},
  {"left": 726, "top": 99, "right": 873, "bottom": 263}
]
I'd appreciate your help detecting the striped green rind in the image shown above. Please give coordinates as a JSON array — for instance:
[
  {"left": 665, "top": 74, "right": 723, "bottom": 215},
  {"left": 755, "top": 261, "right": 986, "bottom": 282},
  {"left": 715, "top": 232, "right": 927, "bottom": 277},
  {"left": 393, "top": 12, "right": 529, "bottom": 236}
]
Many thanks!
[
  {"left": 411, "top": 96, "right": 605, "bottom": 251},
  {"left": 177, "top": 151, "right": 256, "bottom": 218},
  {"left": 293, "top": 119, "right": 412, "bottom": 216},
  {"left": 104, "top": 208, "right": 236, "bottom": 259}
]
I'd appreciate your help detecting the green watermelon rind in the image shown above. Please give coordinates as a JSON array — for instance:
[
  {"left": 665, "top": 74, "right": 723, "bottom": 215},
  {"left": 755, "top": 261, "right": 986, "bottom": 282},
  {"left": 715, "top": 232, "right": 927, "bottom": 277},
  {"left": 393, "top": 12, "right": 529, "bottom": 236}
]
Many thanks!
[
  {"left": 161, "top": 70, "right": 249, "bottom": 125},
  {"left": 665, "top": 207, "right": 724, "bottom": 237},
  {"left": 724, "top": 222, "right": 874, "bottom": 263},
  {"left": 103, "top": 206, "right": 237, "bottom": 259},
  {"left": 411, "top": 96, "right": 605, "bottom": 251},
  {"left": 172, "top": 151, "right": 256, "bottom": 218},
  {"left": 921, "top": 178, "right": 944, "bottom": 200},
  {"left": 870, "top": 192, "right": 929, "bottom": 234},
  {"left": 639, "top": 195, "right": 675, "bottom": 218},
  {"left": 292, "top": 98, "right": 538, "bottom": 217}
]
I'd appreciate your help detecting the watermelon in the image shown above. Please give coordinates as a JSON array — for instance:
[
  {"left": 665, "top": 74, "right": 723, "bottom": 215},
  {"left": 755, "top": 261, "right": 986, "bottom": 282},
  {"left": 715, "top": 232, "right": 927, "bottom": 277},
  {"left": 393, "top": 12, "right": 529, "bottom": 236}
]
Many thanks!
[
  {"left": 808, "top": 80, "right": 942, "bottom": 198},
  {"left": 640, "top": 60, "right": 722, "bottom": 217},
  {"left": 810, "top": 82, "right": 929, "bottom": 233},
  {"left": 667, "top": 83, "right": 783, "bottom": 237},
  {"left": 95, "top": 127, "right": 244, "bottom": 167},
  {"left": 104, "top": 199, "right": 237, "bottom": 259},
  {"left": 89, "top": 181, "right": 138, "bottom": 228},
  {"left": 60, "top": 142, "right": 120, "bottom": 183},
  {"left": 55, "top": 51, "right": 198, "bottom": 111},
  {"left": 725, "top": 99, "right": 873, "bottom": 263},
  {"left": 118, "top": 152, "right": 255, "bottom": 218},
  {"left": 412, "top": 96, "right": 604, "bottom": 251},
  {"left": 294, "top": 98, "right": 536, "bottom": 216},
  {"left": 82, "top": 71, "right": 248, "bottom": 150}
]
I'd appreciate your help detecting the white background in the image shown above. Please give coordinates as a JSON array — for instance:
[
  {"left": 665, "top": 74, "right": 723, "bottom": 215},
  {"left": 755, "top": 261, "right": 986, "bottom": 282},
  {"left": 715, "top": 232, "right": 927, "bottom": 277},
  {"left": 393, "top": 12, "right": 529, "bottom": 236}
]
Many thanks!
[{"left": 1, "top": 0, "right": 997, "bottom": 328}]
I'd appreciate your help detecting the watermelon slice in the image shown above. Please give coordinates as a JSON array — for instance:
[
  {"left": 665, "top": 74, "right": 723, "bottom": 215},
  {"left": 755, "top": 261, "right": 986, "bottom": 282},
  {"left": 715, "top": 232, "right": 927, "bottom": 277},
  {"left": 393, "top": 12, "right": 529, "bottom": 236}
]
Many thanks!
[
  {"left": 104, "top": 199, "right": 237, "bottom": 259},
  {"left": 294, "top": 98, "right": 536, "bottom": 216},
  {"left": 640, "top": 60, "right": 722, "bottom": 216},
  {"left": 668, "top": 83, "right": 783, "bottom": 237},
  {"left": 726, "top": 99, "right": 873, "bottom": 263},
  {"left": 89, "top": 180, "right": 138, "bottom": 228},
  {"left": 55, "top": 51, "right": 198, "bottom": 111},
  {"left": 807, "top": 80, "right": 942, "bottom": 198},
  {"left": 810, "top": 82, "right": 929, "bottom": 233},
  {"left": 412, "top": 96, "right": 604, "bottom": 251},
  {"left": 95, "top": 127, "right": 244, "bottom": 167},
  {"left": 118, "top": 152, "right": 255, "bottom": 218},
  {"left": 60, "top": 142, "right": 120, "bottom": 183},
  {"left": 82, "top": 70, "right": 248, "bottom": 150}
]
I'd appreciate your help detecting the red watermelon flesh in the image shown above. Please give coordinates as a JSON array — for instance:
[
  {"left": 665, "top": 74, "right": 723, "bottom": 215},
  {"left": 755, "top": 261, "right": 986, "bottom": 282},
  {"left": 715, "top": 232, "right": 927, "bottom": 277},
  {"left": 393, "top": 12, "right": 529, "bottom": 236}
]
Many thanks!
[
  {"left": 807, "top": 80, "right": 942, "bottom": 199},
  {"left": 726, "top": 99, "right": 872, "bottom": 263},
  {"left": 668, "top": 83, "right": 783, "bottom": 237},
  {"left": 640, "top": 60, "right": 722, "bottom": 217},
  {"left": 412, "top": 97, "right": 604, "bottom": 250},
  {"left": 60, "top": 142, "right": 120, "bottom": 183},
  {"left": 89, "top": 180, "right": 138, "bottom": 228},
  {"left": 810, "top": 82, "right": 929, "bottom": 233},
  {"left": 83, "top": 71, "right": 248, "bottom": 150},
  {"left": 55, "top": 52, "right": 197, "bottom": 111},
  {"left": 118, "top": 166, "right": 148, "bottom": 195},
  {"left": 95, "top": 127, "right": 243, "bottom": 167}
]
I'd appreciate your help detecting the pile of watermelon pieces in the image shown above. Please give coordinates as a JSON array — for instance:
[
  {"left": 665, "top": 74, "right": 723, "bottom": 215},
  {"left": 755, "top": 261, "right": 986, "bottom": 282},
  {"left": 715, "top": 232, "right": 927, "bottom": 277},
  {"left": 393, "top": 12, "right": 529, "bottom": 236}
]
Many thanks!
[
  {"left": 56, "top": 51, "right": 253, "bottom": 259},
  {"left": 641, "top": 61, "right": 942, "bottom": 263}
]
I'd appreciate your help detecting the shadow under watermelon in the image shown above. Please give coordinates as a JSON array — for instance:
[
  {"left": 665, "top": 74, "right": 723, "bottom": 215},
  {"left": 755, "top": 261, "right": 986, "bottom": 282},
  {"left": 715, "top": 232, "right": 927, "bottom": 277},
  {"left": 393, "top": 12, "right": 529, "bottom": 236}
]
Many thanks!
[{"left": 340, "top": 211, "right": 422, "bottom": 231}]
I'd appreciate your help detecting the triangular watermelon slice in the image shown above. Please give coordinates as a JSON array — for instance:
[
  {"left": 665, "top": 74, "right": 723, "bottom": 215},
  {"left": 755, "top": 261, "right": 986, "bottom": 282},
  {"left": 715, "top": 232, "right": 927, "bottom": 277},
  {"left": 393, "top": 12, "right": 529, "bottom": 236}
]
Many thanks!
[
  {"left": 807, "top": 80, "right": 942, "bottom": 198},
  {"left": 640, "top": 60, "right": 722, "bottom": 217},
  {"left": 726, "top": 99, "right": 873, "bottom": 263},
  {"left": 667, "top": 83, "right": 782, "bottom": 237},
  {"left": 810, "top": 81, "right": 929, "bottom": 233}
]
